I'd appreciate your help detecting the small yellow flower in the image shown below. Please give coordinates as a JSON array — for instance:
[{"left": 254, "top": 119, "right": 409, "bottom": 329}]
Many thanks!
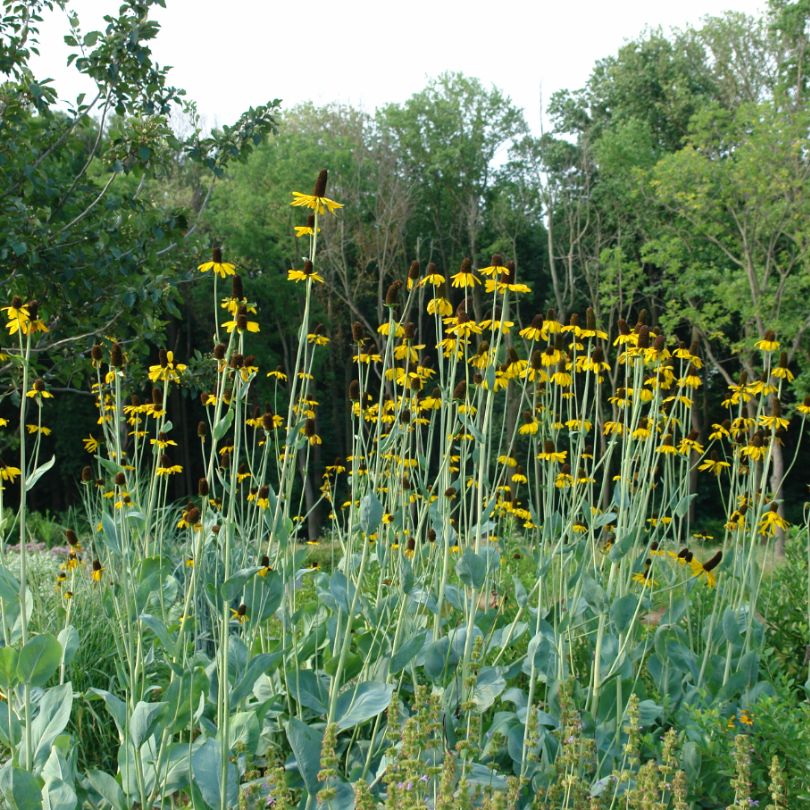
[
  {"left": 418, "top": 271, "right": 446, "bottom": 287},
  {"left": 427, "top": 297, "right": 453, "bottom": 317},
  {"left": 451, "top": 270, "right": 480, "bottom": 288},
  {"left": 83, "top": 435, "right": 101, "bottom": 453},
  {"left": 26, "top": 379, "right": 53, "bottom": 399},
  {"left": 758, "top": 504, "right": 789, "bottom": 536},
  {"left": 25, "top": 423, "right": 51, "bottom": 435},
  {"left": 288, "top": 260, "right": 324, "bottom": 284},
  {"left": 198, "top": 247, "right": 236, "bottom": 278},
  {"left": 290, "top": 192, "right": 343, "bottom": 215},
  {"left": 754, "top": 331, "right": 779, "bottom": 352},
  {"left": 222, "top": 316, "right": 260, "bottom": 333},
  {"left": 698, "top": 455, "right": 730, "bottom": 476},
  {"left": 0, "top": 464, "right": 22, "bottom": 483},
  {"left": 156, "top": 463, "right": 183, "bottom": 476},
  {"left": 148, "top": 350, "right": 187, "bottom": 384}
]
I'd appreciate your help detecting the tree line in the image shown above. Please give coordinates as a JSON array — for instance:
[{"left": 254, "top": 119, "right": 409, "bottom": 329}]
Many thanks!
[{"left": 2, "top": 0, "right": 808, "bottom": 525}]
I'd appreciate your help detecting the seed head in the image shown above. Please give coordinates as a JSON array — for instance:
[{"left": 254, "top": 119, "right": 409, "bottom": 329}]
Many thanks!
[
  {"left": 313, "top": 169, "right": 328, "bottom": 197},
  {"left": 385, "top": 280, "right": 402, "bottom": 306}
]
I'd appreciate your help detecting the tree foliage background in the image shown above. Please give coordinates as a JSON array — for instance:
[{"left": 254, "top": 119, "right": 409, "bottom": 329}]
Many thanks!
[{"left": 2, "top": 0, "right": 809, "bottom": 523}]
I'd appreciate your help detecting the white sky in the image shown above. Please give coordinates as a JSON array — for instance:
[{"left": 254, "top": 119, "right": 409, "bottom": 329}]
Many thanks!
[{"left": 32, "top": 0, "right": 766, "bottom": 132}]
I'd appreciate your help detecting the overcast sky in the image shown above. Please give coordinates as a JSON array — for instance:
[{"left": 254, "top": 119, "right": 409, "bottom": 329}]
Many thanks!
[{"left": 32, "top": 0, "right": 766, "bottom": 132}]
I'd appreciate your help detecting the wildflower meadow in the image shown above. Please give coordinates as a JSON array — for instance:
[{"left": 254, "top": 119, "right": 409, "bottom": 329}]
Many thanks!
[
  {"left": 3, "top": 1, "right": 810, "bottom": 807},
  {"left": 1, "top": 167, "right": 808, "bottom": 808}
]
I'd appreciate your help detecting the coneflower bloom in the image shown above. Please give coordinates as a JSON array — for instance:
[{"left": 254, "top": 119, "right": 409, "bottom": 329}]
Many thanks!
[
  {"left": 536, "top": 441, "right": 566, "bottom": 464},
  {"left": 198, "top": 247, "right": 236, "bottom": 278},
  {"left": 758, "top": 503, "right": 789, "bottom": 536},
  {"left": 754, "top": 330, "right": 779, "bottom": 352},
  {"left": 288, "top": 260, "right": 324, "bottom": 284},
  {"left": 290, "top": 169, "right": 343, "bottom": 215},
  {"left": 698, "top": 452, "right": 730, "bottom": 476},
  {"left": 450, "top": 258, "right": 479, "bottom": 288},
  {"left": 148, "top": 350, "right": 187, "bottom": 384},
  {"left": 26, "top": 378, "right": 53, "bottom": 400}
]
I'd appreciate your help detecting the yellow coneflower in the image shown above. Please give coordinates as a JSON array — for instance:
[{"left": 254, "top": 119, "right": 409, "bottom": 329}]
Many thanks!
[
  {"left": 294, "top": 214, "right": 319, "bottom": 238},
  {"left": 288, "top": 259, "right": 324, "bottom": 284},
  {"left": 266, "top": 368, "right": 288, "bottom": 382},
  {"left": 65, "top": 529, "right": 82, "bottom": 552},
  {"left": 426, "top": 296, "right": 453, "bottom": 317},
  {"left": 258, "top": 555, "right": 272, "bottom": 576},
  {"left": 771, "top": 352, "right": 794, "bottom": 382},
  {"left": 632, "top": 559, "right": 656, "bottom": 588},
  {"left": 613, "top": 319, "right": 635, "bottom": 346},
  {"left": 577, "top": 347, "right": 610, "bottom": 374},
  {"left": 603, "top": 421, "right": 624, "bottom": 436},
  {"left": 698, "top": 453, "right": 730, "bottom": 476},
  {"left": 150, "top": 432, "right": 177, "bottom": 450},
  {"left": 419, "top": 262, "right": 445, "bottom": 288},
  {"left": 739, "top": 433, "right": 767, "bottom": 462},
  {"left": 83, "top": 435, "right": 101, "bottom": 454},
  {"left": 25, "top": 423, "right": 51, "bottom": 435},
  {"left": 550, "top": 361, "right": 572, "bottom": 388},
  {"left": 307, "top": 327, "right": 331, "bottom": 346},
  {"left": 353, "top": 348, "right": 382, "bottom": 364},
  {"left": 708, "top": 422, "right": 730, "bottom": 441},
  {"left": 91, "top": 560, "right": 104, "bottom": 583},
  {"left": 537, "top": 441, "right": 567, "bottom": 464},
  {"left": 758, "top": 503, "right": 789, "bottom": 536},
  {"left": 565, "top": 418, "right": 592, "bottom": 432},
  {"left": 222, "top": 305, "right": 260, "bottom": 334},
  {"left": 290, "top": 170, "right": 343, "bottom": 216},
  {"left": 754, "top": 330, "right": 780, "bottom": 352},
  {"left": 198, "top": 246, "right": 236, "bottom": 278},
  {"left": 63, "top": 551, "right": 80, "bottom": 571},
  {"left": 450, "top": 258, "right": 479, "bottom": 289},
  {"left": 444, "top": 306, "right": 482, "bottom": 338},
  {"left": 478, "top": 254, "right": 509, "bottom": 278},
  {"left": 631, "top": 419, "right": 653, "bottom": 441},
  {"left": 479, "top": 315, "right": 514, "bottom": 333},
  {"left": 656, "top": 435, "right": 677, "bottom": 455},
  {"left": 519, "top": 314, "right": 545, "bottom": 342},
  {"left": 230, "top": 604, "right": 249, "bottom": 624},
  {"left": 691, "top": 550, "right": 721, "bottom": 587},
  {"left": 678, "top": 432, "right": 704, "bottom": 455},
  {"left": 758, "top": 400, "right": 789, "bottom": 431},
  {"left": 156, "top": 454, "right": 183, "bottom": 476},
  {"left": 2, "top": 297, "right": 29, "bottom": 335},
  {"left": 26, "top": 378, "right": 53, "bottom": 400},
  {"left": 148, "top": 350, "right": 186, "bottom": 384}
]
